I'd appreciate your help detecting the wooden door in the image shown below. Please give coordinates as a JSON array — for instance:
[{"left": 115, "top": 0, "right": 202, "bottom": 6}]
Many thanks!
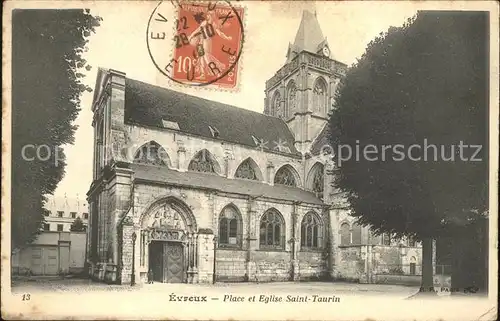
[
  {"left": 163, "top": 242, "right": 184, "bottom": 283},
  {"left": 30, "top": 247, "right": 43, "bottom": 275},
  {"left": 45, "top": 247, "right": 58, "bottom": 275},
  {"left": 149, "top": 242, "right": 164, "bottom": 282}
]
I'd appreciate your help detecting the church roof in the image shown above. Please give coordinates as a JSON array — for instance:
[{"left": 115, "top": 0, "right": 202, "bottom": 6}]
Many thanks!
[
  {"left": 124, "top": 78, "right": 299, "bottom": 155},
  {"left": 131, "top": 164, "right": 324, "bottom": 205},
  {"left": 310, "top": 123, "right": 333, "bottom": 155},
  {"left": 288, "top": 10, "right": 328, "bottom": 61}
]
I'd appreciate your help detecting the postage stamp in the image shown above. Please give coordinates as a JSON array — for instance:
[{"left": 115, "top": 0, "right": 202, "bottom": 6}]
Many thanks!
[
  {"left": 147, "top": 1, "right": 244, "bottom": 89},
  {"left": 1, "top": 1, "right": 499, "bottom": 320}
]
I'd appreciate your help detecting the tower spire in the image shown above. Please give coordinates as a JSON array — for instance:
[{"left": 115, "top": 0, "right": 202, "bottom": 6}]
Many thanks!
[{"left": 286, "top": 10, "right": 329, "bottom": 62}]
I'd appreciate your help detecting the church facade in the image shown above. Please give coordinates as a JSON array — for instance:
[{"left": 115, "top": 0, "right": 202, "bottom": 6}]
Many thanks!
[{"left": 87, "top": 11, "right": 423, "bottom": 285}]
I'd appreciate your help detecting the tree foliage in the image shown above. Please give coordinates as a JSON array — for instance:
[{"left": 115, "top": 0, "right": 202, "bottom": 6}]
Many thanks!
[
  {"left": 11, "top": 9, "right": 102, "bottom": 251},
  {"left": 329, "top": 11, "right": 488, "bottom": 240},
  {"left": 70, "top": 217, "right": 86, "bottom": 232}
]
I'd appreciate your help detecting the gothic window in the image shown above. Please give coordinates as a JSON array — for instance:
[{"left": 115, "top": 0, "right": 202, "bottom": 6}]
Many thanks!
[
  {"left": 340, "top": 222, "right": 350, "bottom": 245},
  {"left": 259, "top": 209, "right": 285, "bottom": 250},
  {"left": 351, "top": 222, "right": 362, "bottom": 245},
  {"left": 272, "top": 92, "right": 282, "bottom": 117},
  {"left": 274, "top": 165, "right": 298, "bottom": 187},
  {"left": 408, "top": 237, "right": 416, "bottom": 247},
  {"left": 188, "top": 149, "right": 219, "bottom": 174},
  {"left": 312, "top": 165, "right": 324, "bottom": 195},
  {"left": 235, "top": 158, "right": 260, "bottom": 180},
  {"left": 300, "top": 212, "right": 323, "bottom": 249},
  {"left": 218, "top": 205, "right": 242, "bottom": 248},
  {"left": 134, "top": 141, "right": 170, "bottom": 167},
  {"left": 287, "top": 81, "right": 297, "bottom": 118},
  {"left": 313, "top": 78, "right": 328, "bottom": 115}
]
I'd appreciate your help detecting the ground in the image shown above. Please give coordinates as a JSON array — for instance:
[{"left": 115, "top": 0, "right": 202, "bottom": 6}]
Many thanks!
[
  {"left": 5, "top": 278, "right": 495, "bottom": 321},
  {"left": 10, "top": 277, "right": 419, "bottom": 296}
]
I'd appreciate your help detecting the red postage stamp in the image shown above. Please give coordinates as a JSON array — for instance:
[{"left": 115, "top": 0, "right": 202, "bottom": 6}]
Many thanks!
[{"left": 170, "top": 2, "right": 244, "bottom": 88}]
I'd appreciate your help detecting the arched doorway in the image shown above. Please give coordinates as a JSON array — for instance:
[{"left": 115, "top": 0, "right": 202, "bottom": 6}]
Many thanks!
[{"left": 139, "top": 197, "right": 197, "bottom": 283}]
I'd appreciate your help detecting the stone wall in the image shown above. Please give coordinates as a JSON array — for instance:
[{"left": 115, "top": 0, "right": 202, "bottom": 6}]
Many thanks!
[
  {"left": 119, "top": 223, "right": 135, "bottom": 285},
  {"left": 215, "top": 249, "right": 247, "bottom": 282},
  {"left": 253, "top": 250, "right": 292, "bottom": 282},
  {"left": 197, "top": 232, "right": 215, "bottom": 284},
  {"left": 373, "top": 274, "right": 422, "bottom": 286},
  {"left": 127, "top": 183, "right": 325, "bottom": 284},
  {"left": 297, "top": 251, "right": 327, "bottom": 280},
  {"left": 336, "top": 246, "right": 365, "bottom": 282}
]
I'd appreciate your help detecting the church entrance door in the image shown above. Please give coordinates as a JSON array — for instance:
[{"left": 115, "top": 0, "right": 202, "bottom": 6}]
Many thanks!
[
  {"left": 164, "top": 242, "right": 184, "bottom": 283},
  {"left": 148, "top": 241, "right": 184, "bottom": 283},
  {"left": 149, "top": 241, "right": 163, "bottom": 282}
]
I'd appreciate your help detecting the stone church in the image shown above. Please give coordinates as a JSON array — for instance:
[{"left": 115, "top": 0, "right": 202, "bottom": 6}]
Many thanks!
[{"left": 87, "top": 10, "right": 423, "bottom": 285}]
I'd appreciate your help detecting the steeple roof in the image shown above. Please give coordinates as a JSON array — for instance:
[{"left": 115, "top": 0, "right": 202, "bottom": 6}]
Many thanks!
[{"left": 287, "top": 10, "right": 329, "bottom": 62}]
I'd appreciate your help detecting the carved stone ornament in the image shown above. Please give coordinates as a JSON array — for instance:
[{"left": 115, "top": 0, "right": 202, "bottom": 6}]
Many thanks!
[
  {"left": 121, "top": 215, "right": 134, "bottom": 226},
  {"left": 143, "top": 203, "right": 185, "bottom": 230},
  {"left": 146, "top": 228, "right": 186, "bottom": 242}
]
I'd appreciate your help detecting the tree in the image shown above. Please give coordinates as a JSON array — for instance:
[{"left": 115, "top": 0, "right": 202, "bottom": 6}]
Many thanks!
[
  {"left": 329, "top": 11, "right": 488, "bottom": 293},
  {"left": 11, "top": 9, "right": 102, "bottom": 251},
  {"left": 70, "top": 217, "right": 86, "bottom": 232}
]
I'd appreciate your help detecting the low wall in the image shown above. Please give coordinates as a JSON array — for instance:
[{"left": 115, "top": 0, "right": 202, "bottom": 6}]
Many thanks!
[
  {"left": 253, "top": 250, "right": 291, "bottom": 282},
  {"left": 12, "top": 231, "right": 87, "bottom": 276},
  {"left": 215, "top": 249, "right": 247, "bottom": 282},
  {"left": 336, "top": 246, "right": 364, "bottom": 282},
  {"left": 297, "top": 251, "right": 328, "bottom": 281},
  {"left": 373, "top": 274, "right": 421, "bottom": 286}
]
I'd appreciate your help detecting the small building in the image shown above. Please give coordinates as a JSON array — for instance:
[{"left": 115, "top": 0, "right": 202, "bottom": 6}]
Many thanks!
[
  {"left": 11, "top": 196, "right": 89, "bottom": 276},
  {"left": 43, "top": 195, "right": 89, "bottom": 232}
]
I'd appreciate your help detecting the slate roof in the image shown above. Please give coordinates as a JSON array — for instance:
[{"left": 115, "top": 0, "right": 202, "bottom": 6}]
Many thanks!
[
  {"left": 124, "top": 78, "right": 299, "bottom": 155},
  {"left": 130, "top": 164, "right": 324, "bottom": 205},
  {"left": 310, "top": 123, "right": 332, "bottom": 155}
]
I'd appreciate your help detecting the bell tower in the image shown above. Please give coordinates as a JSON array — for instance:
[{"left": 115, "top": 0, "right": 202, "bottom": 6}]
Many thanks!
[{"left": 264, "top": 10, "right": 347, "bottom": 153}]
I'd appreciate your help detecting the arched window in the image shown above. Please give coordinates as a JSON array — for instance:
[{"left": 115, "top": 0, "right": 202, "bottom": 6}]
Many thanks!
[
  {"left": 351, "top": 222, "right": 362, "bottom": 245},
  {"left": 259, "top": 209, "right": 285, "bottom": 250},
  {"left": 313, "top": 78, "right": 328, "bottom": 115},
  {"left": 307, "top": 163, "right": 324, "bottom": 200},
  {"left": 287, "top": 81, "right": 297, "bottom": 118},
  {"left": 188, "top": 149, "right": 220, "bottom": 174},
  {"left": 340, "top": 223, "right": 350, "bottom": 245},
  {"left": 300, "top": 212, "right": 323, "bottom": 250},
  {"left": 274, "top": 165, "right": 298, "bottom": 187},
  {"left": 235, "top": 158, "right": 261, "bottom": 180},
  {"left": 272, "top": 92, "right": 282, "bottom": 117},
  {"left": 134, "top": 141, "right": 170, "bottom": 167},
  {"left": 218, "top": 205, "right": 242, "bottom": 248}
]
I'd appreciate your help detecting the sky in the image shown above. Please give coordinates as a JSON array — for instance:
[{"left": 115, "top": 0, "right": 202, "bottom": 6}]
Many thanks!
[{"left": 53, "top": 1, "right": 420, "bottom": 199}]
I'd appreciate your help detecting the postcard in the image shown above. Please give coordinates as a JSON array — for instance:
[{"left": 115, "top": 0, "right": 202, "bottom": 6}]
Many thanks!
[{"left": 2, "top": 1, "right": 498, "bottom": 320}]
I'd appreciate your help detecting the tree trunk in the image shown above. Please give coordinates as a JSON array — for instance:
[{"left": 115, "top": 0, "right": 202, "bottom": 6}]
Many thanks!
[{"left": 419, "top": 237, "right": 436, "bottom": 294}]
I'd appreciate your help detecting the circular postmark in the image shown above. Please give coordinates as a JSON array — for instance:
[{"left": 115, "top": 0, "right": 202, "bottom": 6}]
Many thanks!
[{"left": 147, "top": 0, "right": 245, "bottom": 88}]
